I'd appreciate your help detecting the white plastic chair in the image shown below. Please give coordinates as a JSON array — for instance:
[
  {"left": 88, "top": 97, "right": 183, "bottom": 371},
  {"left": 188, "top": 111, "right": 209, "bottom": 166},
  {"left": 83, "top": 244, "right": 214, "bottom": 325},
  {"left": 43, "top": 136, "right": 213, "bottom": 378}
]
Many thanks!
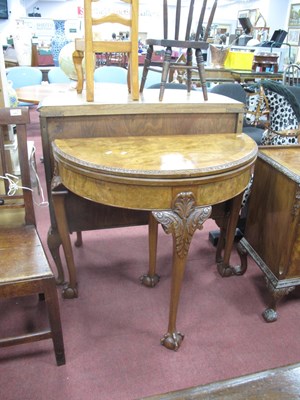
[
  {"left": 138, "top": 66, "right": 161, "bottom": 88},
  {"left": 94, "top": 66, "right": 128, "bottom": 84},
  {"left": 48, "top": 67, "right": 71, "bottom": 83},
  {"left": 6, "top": 66, "right": 43, "bottom": 106}
]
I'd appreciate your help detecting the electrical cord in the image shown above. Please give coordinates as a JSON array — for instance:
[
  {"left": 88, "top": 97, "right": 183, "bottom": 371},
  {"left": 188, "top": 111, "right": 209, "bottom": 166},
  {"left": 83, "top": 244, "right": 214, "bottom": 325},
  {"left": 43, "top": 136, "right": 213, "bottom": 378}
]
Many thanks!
[{"left": 0, "top": 145, "right": 48, "bottom": 207}]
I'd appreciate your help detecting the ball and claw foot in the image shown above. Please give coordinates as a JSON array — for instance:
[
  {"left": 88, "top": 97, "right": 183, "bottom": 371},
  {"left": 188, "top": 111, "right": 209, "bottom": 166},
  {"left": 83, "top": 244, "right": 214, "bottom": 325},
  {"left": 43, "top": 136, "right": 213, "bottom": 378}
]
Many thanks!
[
  {"left": 140, "top": 273, "right": 160, "bottom": 288},
  {"left": 217, "top": 262, "right": 246, "bottom": 277},
  {"left": 160, "top": 332, "right": 184, "bottom": 351},
  {"left": 263, "top": 308, "right": 278, "bottom": 322},
  {"left": 62, "top": 284, "right": 78, "bottom": 299}
]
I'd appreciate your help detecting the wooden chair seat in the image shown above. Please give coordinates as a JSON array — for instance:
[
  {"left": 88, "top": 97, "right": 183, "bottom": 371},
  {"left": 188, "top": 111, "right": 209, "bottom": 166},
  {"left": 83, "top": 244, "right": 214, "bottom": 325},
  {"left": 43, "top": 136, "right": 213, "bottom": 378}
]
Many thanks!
[
  {"left": 0, "top": 107, "right": 65, "bottom": 366},
  {"left": 0, "top": 226, "right": 51, "bottom": 282}
]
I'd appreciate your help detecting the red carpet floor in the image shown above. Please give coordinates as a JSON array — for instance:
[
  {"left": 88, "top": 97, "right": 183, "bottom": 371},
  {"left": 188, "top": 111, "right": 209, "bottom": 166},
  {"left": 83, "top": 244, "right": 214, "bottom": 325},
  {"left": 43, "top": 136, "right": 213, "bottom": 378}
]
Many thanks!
[{"left": 1, "top": 109, "right": 300, "bottom": 400}]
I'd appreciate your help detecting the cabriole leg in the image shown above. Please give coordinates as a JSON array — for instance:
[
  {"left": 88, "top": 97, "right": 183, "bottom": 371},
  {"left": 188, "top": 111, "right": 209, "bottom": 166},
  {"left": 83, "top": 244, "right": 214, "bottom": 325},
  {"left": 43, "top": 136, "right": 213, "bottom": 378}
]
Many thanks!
[{"left": 153, "top": 192, "right": 211, "bottom": 350}]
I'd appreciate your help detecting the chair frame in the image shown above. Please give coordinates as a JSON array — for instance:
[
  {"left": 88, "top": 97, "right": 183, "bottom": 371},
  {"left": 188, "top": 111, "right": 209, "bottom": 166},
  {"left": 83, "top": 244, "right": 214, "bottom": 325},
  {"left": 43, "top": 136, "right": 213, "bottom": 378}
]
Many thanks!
[
  {"left": 0, "top": 107, "right": 65, "bottom": 366},
  {"left": 283, "top": 63, "right": 300, "bottom": 86},
  {"left": 73, "top": 0, "right": 139, "bottom": 101},
  {"left": 140, "top": 0, "right": 218, "bottom": 101}
]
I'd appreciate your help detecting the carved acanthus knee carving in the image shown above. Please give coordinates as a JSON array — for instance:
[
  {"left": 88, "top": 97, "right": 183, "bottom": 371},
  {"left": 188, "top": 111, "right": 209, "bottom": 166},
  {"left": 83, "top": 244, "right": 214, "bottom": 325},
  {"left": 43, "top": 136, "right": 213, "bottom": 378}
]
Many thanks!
[{"left": 153, "top": 192, "right": 212, "bottom": 258}]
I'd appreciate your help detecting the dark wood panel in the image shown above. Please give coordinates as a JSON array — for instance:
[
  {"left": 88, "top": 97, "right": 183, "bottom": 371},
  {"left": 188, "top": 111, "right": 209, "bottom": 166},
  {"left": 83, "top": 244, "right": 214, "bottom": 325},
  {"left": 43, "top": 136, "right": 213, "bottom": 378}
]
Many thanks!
[{"left": 140, "top": 363, "right": 300, "bottom": 400}]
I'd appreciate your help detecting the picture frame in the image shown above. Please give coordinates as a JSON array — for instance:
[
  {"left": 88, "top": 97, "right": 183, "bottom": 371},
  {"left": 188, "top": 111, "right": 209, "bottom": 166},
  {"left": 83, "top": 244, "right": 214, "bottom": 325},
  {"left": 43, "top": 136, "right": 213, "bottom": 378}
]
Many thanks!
[
  {"left": 288, "top": 28, "right": 300, "bottom": 45},
  {"left": 237, "top": 9, "right": 258, "bottom": 27},
  {"left": 289, "top": 3, "right": 300, "bottom": 27},
  {"left": 288, "top": 45, "right": 299, "bottom": 64}
]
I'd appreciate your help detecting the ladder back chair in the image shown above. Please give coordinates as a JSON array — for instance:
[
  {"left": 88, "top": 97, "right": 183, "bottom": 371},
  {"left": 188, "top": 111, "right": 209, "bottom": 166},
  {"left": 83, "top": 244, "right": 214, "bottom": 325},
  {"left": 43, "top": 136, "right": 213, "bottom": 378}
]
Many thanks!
[
  {"left": 0, "top": 107, "right": 65, "bottom": 366},
  {"left": 140, "top": 0, "right": 218, "bottom": 101},
  {"left": 73, "top": 0, "right": 139, "bottom": 102}
]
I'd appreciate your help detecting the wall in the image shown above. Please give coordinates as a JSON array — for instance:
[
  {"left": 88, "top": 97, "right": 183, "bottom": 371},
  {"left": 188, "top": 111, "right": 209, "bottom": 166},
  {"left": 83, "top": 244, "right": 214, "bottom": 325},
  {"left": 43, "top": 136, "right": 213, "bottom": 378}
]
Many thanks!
[
  {"left": 0, "top": 0, "right": 295, "bottom": 46},
  {"left": 0, "top": 0, "right": 27, "bottom": 44}
]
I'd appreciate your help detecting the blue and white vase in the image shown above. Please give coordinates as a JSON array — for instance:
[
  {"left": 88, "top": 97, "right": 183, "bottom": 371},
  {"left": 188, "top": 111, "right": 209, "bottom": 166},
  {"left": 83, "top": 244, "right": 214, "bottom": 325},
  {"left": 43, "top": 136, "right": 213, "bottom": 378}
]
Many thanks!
[
  {"left": 51, "top": 20, "right": 69, "bottom": 67},
  {"left": 7, "top": 80, "right": 18, "bottom": 108}
]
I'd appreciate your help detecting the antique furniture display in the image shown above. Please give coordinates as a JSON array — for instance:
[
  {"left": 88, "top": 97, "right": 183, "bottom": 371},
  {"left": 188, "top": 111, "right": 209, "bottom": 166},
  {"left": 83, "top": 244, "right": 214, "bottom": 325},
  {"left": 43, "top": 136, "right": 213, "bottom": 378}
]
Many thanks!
[
  {"left": 38, "top": 85, "right": 246, "bottom": 298},
  {"left": 73, "top": 0, "right": 139, "bottom": 101},
  {"left": 0, "top": 107, "right": 65, "bottom": 365},
  {"left": 51, "top": 133, "right": 257, "bottom": 350},
  {"left": 238, "top": 146, "right": 300, "bottom": 322},
  {"left": 139, "top": 0, "right": 218, "bottom": 101}
]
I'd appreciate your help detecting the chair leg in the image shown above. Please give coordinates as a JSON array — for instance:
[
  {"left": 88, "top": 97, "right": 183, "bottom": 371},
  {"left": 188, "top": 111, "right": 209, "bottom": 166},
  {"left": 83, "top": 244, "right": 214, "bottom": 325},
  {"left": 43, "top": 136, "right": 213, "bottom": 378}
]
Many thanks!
[
  {"left": 127, "top": 55, "right": 132, "bottom": 95},
  {"left": 159, "top": 46, "right": 172, "bottom": 101},
  {"left": 75, "top": 231, "right": 83, "bottom": 247},
  {"left": 195, "top": 48, "right": 208, "bottom": 101},
  {"left": 85, "top": 50, "right": 95, "bottom": 102},
  {"left": 72, "top": 50, "right": 84, "bottom": 94},
  {"left": 186, "top": 48, "right": 193, "bottom": 93},
  {"left": 43, "top": 278, "right": 65, "bottom": 366},
  {"left": 127, "top": 54, "right": 139, "bottom": 101},
  {"left": 47, "top": 227, "right": 65, "bottom": 285},
  {"left": 140, "top": 45, "right": 153, "bottom": 93}
]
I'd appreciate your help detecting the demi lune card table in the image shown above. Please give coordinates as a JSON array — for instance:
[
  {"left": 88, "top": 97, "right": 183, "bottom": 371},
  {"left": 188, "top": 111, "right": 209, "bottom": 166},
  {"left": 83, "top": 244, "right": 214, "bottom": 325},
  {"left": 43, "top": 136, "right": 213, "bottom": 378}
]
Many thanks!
[
  {"left": 51, "top": 133, "right": 257, "bottom": 350},
  {"left": 38, "top": 86, "right": 246, "bottom": 295}
]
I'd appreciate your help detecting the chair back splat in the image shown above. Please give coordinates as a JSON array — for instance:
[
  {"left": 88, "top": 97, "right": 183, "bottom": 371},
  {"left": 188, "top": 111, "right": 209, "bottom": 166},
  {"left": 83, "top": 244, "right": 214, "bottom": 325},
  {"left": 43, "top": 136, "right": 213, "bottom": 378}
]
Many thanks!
[
  {"left": 283, "top": 64, "right": 300, "bottom": 87},
  {"left": 140, "top": 0, "right": 218, "bottom": 101},
  {"left": 0, "top": 107, "right": 65, "bottom": 366},
  {"left": 73, "top": 0, "right": 139, "bottom": 102}
]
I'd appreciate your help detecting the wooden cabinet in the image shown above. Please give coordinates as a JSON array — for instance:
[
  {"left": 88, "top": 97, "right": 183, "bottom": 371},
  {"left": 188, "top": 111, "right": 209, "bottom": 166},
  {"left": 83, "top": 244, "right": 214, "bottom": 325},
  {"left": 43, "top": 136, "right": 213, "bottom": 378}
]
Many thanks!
[{"left": 239, "top": 146, "right": 300, "bottom": 321}]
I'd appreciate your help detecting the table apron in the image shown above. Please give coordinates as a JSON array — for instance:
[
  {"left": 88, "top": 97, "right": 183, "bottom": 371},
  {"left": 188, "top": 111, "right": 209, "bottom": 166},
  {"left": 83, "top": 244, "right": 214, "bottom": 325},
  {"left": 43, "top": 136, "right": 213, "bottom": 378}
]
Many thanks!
[{"left": 56, "top": 161, "right": 254, "bottom": 210}]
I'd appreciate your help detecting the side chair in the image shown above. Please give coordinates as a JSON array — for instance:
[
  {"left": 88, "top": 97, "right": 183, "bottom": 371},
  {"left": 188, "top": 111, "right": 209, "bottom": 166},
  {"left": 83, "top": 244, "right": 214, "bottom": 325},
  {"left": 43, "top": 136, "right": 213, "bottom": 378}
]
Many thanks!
[
  {"left": 140, "top": 0, "right": 218, "bottom": 101},
  {"left": 209, "top": 83, "right": 264, "bottom": 144},
  {"left": 73, "top": 0, "right": 139, "bottom": 101},
  {"left": 283, "top": 64, "right": 300, "bottom": 86},
  {"left": 0, "top": 107, "right": 65, "bottom": 366}
]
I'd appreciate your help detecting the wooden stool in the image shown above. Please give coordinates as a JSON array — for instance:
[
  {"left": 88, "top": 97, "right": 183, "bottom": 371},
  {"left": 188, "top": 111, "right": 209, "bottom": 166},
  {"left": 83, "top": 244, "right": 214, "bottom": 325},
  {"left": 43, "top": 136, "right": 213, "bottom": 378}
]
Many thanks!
[{"left": 252, "top": 53, "right": 279, "bottom": 73}]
